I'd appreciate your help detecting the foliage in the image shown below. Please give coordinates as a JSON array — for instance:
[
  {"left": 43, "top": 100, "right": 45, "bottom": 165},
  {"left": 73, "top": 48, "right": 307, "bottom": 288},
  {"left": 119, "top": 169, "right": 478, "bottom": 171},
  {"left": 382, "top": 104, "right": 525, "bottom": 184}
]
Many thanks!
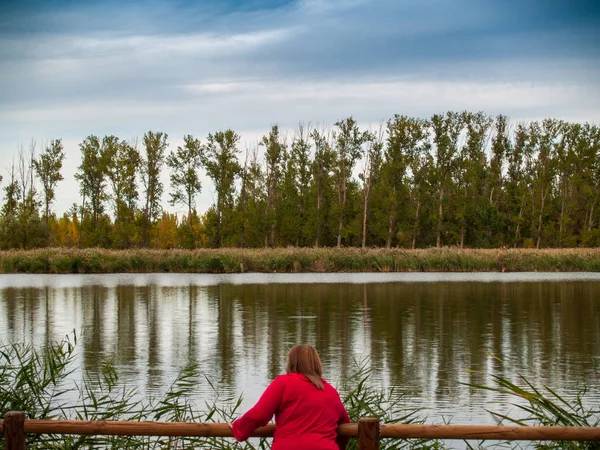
[
  {"left": 141, "top": 131, "right": 168, "bottom": 247},
  {"left": 33, "top": 139, "right": 65, "bottom": 225},
  {"left": 201, "top": 129, "right": 242, "bottom": 247},
  {"left": 166, "top": 134, "right": 203, "bottom": 249},
  {"left": 3, "top": 336, "right": 598, "bottom": 449},
  {"left": 1, "top": 247, "right": 600, "bottom": 274},
  {"left": 466, "top": 354, "right": 600, "bottom": 450},
  {"left": 0, "top": 334, "right": 435, "bottom": 450},
  {"left": 2, "top": 113, "right": 600, "bottom": 250},
  {"left": 338, "top": 360, "right": 441, "bottom": 449}
]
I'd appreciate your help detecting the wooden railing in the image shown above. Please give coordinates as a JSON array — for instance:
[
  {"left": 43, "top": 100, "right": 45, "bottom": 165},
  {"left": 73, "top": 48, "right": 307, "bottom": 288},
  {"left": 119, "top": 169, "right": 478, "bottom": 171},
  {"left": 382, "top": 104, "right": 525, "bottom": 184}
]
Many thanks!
[{"left": 2, "top": 412, "right": 600, "bottom": 449}]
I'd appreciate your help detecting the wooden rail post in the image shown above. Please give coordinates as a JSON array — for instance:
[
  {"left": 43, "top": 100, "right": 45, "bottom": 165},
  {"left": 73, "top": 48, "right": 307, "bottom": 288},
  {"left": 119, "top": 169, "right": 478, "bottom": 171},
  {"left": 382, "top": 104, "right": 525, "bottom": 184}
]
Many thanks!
[
  {"left": 358, "top": 418, "right": 380, "bottom": 450},
  {"left": 3, "top": 412, "right": 26, "bottom": 450}
]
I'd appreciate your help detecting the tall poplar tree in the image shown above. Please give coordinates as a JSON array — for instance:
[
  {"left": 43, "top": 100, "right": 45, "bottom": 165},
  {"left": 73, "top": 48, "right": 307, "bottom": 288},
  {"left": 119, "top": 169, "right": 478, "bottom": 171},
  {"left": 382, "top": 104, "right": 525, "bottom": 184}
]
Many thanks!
[
  {"left": 166, "top": 134, "right": 203, "bottom": 248},
  {"left": 332, "top": 117, "right": 369, "bottom": 247},
  {"left": 201, "top": 129, "right": 241, "bottom": 247},
  {"left": 310, "top": 128, "right": 334, "bottom": 247},
  {"left": 458, "top": 111, "right": 492, "bottom": 247},
  {"left": 141, "top": 131, "right": 168, "bottom": 247},
  {"left": 382, "top": 115, "right": 429, "bottom": 247},
  {"left": 33, "top": 139, "right": 65, "bottom": 225},
  {"left": 260, "top": 125, "right": 287, "bottom": 247},
  {"left": 431, "top": 111, "right": 463, "bottom": 247},
  {"left": 102, "top": 136, "right": 141, "bottom": 247},
  {"left": 359, "top": 128, "right": 381, "bottom": 248},
  {"left": 75, "top": 135, "right": 106, "bottom": 243}
]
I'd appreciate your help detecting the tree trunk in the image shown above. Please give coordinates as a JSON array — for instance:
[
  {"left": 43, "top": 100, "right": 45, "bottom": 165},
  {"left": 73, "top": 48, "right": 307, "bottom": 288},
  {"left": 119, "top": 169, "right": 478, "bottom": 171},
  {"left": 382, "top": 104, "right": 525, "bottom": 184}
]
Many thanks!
[
  {"left": 460, "top": 185, "right": 467, "bottom": 248},
  {"left": 412, "top": 199, "right": 421, "bottom": 250},
  {"left": 45, "top": 197, "right": 50, "bottom": 226},
  {"left": 559, "top": 186, "right": 566, "bottom": 248},
  {"left": 536, "top": 187, "right": 548, "bottom": 249},
  {"left": 188, "top": 198, "right": 194, "bottom": 249},
  {"left": 337, "top": 184, "right": 347, "bottom": 248},
  {"left": 386, "top": 212, "right": 394, "bottom": 249},
  {"left": 386, "top": 186, "right": 397, "bottom": 249},
  {"left": 315, "top": 188, "right": 321, "bottom": 247},
  {"left": 361, "top": 177, "right": 371, "bottom": 249},
  {"left": 514, "top": 194, "right": 526, "bottom": 248},
  {"left": 270, "top": 224, "right": 275, "bottom": 248},
  {"left": 216, "top": 201, "right": 222, "bottom": 248},
  {"left": 144, "top": 192, "right": 151, "bottom": 247},
  {"left": 78, "top": 192, "right": 85, "bottom": 249},
  {"left": 436, "top": 185, "right": 444, "bottom": 248},
  {"left": 588, "top": 190, "right": 599, "bottom": 231}
]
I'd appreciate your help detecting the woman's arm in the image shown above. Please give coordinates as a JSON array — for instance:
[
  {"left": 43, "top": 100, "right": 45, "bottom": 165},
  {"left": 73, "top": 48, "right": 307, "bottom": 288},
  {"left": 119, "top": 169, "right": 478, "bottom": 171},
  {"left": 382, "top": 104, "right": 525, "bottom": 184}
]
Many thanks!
[
  {"left": 231, "top": 376, "right": 285, "bottom": 442},
  {"left": 335, "top": 393, "right": 351, "bottom": 450}
]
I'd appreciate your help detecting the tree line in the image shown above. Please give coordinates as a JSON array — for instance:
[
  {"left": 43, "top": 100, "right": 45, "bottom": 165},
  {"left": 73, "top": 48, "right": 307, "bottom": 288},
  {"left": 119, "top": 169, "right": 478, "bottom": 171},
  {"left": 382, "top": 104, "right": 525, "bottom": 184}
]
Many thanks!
[{"left": 1, "top": 112, "right": 599, "bottom": 250}]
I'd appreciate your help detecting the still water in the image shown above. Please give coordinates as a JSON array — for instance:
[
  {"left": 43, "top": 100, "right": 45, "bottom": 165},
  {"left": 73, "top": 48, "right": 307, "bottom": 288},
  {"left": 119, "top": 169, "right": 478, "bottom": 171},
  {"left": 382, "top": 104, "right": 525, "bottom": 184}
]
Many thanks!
[{"left": 1, "top": 272, "right": 599, "bottom": 429}]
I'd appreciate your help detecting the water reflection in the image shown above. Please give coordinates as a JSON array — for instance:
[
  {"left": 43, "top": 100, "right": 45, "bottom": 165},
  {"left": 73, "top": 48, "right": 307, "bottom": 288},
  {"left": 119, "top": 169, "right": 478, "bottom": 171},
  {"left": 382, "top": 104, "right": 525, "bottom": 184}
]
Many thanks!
[{"left": 1, "top": 276, "right": 599, "bottom": 425}]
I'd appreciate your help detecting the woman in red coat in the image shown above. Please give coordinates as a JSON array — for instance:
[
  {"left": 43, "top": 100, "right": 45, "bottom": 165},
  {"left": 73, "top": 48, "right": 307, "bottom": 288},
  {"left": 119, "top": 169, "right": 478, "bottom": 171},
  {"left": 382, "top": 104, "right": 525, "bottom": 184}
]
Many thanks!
[{"left": 231, "top": 344, "right": 351, "bottom": 450}]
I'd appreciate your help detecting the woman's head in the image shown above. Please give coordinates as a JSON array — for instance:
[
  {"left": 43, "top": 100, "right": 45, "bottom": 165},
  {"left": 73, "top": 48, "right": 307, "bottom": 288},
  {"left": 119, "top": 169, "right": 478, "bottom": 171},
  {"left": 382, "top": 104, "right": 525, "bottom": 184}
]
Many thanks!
[{"left": 286, "top": 344, "right": 324, "bottom": 390}]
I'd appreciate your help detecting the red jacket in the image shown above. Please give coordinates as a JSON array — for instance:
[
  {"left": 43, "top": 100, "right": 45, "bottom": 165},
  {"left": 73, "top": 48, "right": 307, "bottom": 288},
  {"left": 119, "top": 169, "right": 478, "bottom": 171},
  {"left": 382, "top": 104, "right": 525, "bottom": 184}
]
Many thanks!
[{"left": 232, "top": 373, "right": 351, "bottom": 450}]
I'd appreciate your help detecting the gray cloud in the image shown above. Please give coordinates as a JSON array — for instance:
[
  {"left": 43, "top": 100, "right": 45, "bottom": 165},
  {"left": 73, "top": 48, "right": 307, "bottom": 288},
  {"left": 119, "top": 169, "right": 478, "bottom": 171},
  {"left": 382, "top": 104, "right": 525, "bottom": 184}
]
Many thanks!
[{"left": 1, "top": 0, "right": 599, "bottom": 215}]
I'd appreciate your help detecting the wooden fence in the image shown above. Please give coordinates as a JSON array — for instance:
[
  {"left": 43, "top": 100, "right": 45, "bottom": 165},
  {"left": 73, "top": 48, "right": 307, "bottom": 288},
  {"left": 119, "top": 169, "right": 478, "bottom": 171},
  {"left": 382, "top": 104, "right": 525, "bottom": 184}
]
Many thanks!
[{"left": 2, "top": 412, "right": 600, "bottom": 449}]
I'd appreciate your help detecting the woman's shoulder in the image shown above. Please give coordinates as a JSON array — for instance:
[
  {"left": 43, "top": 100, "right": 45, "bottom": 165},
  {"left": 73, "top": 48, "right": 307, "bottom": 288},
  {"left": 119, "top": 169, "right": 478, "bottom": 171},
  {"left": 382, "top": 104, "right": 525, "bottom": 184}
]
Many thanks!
[{"left": 322, "top": 379, "right": 340, "bottom": 392}]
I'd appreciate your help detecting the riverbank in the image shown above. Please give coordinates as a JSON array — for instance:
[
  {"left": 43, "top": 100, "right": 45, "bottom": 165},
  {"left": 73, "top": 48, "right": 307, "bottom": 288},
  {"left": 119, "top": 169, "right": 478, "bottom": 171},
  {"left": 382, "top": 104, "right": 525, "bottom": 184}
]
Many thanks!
[{"left": 1, "top": 247, "right": 600, "bottom": 273}]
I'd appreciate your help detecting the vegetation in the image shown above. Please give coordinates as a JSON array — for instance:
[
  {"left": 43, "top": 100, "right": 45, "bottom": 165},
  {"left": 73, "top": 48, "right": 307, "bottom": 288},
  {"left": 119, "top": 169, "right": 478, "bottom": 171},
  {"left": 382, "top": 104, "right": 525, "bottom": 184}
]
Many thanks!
[
  {"left": 1, "top": 113, "right": 599, "bottom": 250},
  {"left": 466, "top": 354, "right": 600, "bottom": 450},
  {"left": 2, "top": 335, "right": 598, "bottom": 448},
  {"left": 0, "top": 333, "right": 438, "bottom": 449},
  {"left": 0, "top": 247, "right": 599, "bottom": 274}
]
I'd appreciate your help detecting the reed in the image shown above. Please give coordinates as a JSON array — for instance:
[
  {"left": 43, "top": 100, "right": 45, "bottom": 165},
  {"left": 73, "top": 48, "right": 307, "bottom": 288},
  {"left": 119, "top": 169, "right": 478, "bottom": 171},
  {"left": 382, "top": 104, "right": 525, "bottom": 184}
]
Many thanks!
[
  {"left": 0, "top": 333, "right": 436, "bottom": 449},
  {"left": 465, "top": 354, "right": 600, "bottom": 450},
  {"left": 1, "top": 247, "right": 600, "bottom": 273}
]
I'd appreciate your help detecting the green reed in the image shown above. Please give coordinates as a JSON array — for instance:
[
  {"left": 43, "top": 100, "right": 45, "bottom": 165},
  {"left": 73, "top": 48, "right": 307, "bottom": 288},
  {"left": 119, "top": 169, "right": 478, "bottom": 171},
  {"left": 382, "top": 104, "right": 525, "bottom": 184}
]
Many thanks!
[
  {"left": 465, "top": 354, "right": 600, "bottom": 450},
  {"left": 3, "top": 334, "right": 598, "bottom": 449},
  {"left": 1, "top": 247, "right": 600, "bottom": 273},
  {"left": 1, "top": 332, "right": 438, "bottom": 449}
]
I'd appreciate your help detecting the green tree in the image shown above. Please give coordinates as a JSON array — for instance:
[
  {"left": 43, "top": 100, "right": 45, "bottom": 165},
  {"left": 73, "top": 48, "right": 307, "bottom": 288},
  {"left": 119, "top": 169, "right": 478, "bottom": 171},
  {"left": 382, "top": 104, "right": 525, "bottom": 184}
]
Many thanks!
[
  {"left": 489, "top": 115, "right": 510, "bottom": 208},
  {"left": 278, "top": 123, "right": 313, "bottom": 246},
  {"left": 382, "top": 115, "right": 429, "bottom": 248},
  {"left": 533, "top": 120, "right": 559, "bottom": 248},
  {"left": 102, "top": 136, "right": 141, "bottom": 248},
  {"left": 431, "top": 111, "right": 463, "bottom": 247},
  {"left": 75, "top": 136, "right": 106, "bottom": 242},
  {"left": 2, "top": 144, "right": 47, "bottom": 249},
  {"left": 408, "top": 150, "right": 434, "bottom": 248},
  {"left": 33, "top": 139, "right": 65, "bottom": 226},
  {"left": 201, "top": 129, "right": 242, "bottom": 247},
  {"left": 166, "top": 134, "right": 203, "bottom": 249},
  {"left": 578, "top": 124, "right": 600, "bottom": 242},
  {"left": 236, "top": 146, "right": 265, "bottom": 247},
  {"left": 505, "top": 123, "right": 535, "bottom": 247},
  {"left": 310, "top": 128, "right": 334, "bottom": 247},
  {"left": 358, "top": 127, "right": 382, "bottom": 248},
  {"left": 0, "top": 163, "right": 20, "bottom": 249},
  {"left": 458, "top": 111, "right": 492, "bottom": 247},
  {"left": 141, "top": 131, "right": 168, "bottom": 247},
  {"left": 332, "top": 117, "right": 370, "bottom": 247},
  {"left": 260, "top": 125, "right": 287, "bottom": 247}
]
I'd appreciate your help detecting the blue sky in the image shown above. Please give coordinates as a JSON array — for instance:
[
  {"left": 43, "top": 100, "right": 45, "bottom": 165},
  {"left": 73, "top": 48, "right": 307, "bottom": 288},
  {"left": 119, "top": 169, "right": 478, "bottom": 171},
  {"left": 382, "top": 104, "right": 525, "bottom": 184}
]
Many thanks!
[{"left": 1, "top": 0, "right": 599, "bottom": 216}]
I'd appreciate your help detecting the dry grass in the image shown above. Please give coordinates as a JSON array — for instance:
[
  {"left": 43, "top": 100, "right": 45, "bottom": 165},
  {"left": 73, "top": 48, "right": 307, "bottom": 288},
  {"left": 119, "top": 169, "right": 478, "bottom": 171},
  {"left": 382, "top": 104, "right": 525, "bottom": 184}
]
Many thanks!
[{"left": 0, "top": 247, "right": 599, "bottom": 273}]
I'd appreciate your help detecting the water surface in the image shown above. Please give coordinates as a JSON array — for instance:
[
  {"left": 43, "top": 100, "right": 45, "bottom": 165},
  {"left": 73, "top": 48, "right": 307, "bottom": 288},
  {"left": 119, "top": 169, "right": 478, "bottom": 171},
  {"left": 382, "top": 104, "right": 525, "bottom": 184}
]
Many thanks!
[{"left": 1, "top": 272, "right": 599, "bottom": 431}]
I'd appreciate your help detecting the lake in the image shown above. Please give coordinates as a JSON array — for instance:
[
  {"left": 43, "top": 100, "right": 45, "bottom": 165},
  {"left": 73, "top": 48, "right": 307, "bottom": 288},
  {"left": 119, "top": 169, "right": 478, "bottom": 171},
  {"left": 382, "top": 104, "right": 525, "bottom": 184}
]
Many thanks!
[{"left": 1, "top": 273, "right": 599, "bottom": 435}]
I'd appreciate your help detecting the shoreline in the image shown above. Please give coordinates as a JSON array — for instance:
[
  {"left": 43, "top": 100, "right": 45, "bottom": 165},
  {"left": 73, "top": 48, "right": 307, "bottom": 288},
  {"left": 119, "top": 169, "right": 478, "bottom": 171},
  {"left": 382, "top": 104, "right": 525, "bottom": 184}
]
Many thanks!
[{"left": 1, "top": 247, "right": 599, "bottom": 274}]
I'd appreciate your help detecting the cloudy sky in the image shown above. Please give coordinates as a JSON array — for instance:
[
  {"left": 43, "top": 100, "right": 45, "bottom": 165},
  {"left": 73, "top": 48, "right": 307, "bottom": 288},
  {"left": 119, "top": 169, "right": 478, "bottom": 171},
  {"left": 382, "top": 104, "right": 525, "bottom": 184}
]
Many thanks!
[{"left": 1, "top": 0, "right": 599, "bottom": 216}]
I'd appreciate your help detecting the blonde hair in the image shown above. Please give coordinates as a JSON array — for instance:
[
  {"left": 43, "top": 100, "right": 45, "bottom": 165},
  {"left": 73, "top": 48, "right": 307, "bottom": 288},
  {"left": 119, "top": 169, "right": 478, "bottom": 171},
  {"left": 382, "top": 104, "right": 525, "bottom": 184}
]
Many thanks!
[{"left": 286, "top": 344, "right": 324, "bottom": 390}]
